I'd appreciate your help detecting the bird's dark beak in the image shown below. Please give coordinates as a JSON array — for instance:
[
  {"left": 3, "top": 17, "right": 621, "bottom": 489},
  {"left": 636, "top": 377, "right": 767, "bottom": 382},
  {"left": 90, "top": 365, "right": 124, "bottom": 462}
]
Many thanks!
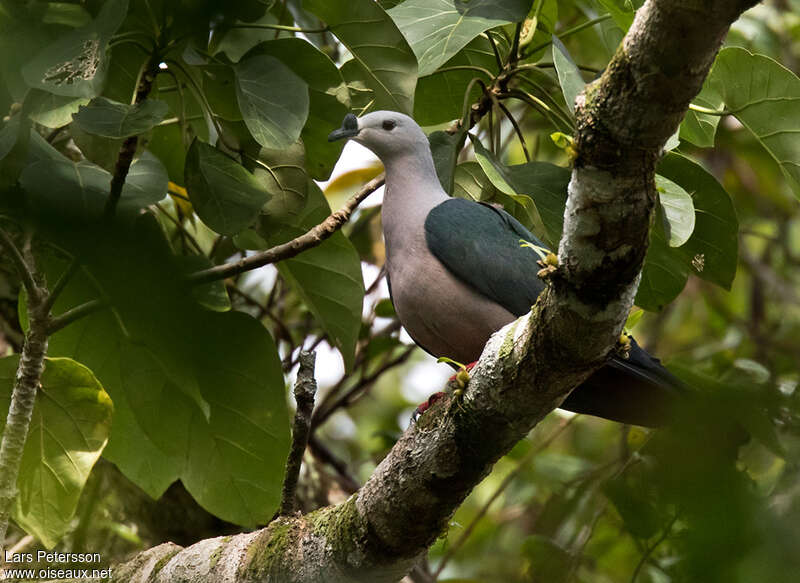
[{"left": 328, "top": 113, "right": 360, "bottom": 142}]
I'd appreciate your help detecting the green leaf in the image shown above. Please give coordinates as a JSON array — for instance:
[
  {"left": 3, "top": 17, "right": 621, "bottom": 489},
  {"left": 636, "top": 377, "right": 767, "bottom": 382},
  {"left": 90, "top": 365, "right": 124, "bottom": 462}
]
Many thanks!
[
  {"left": 453, "top": 160, "right": 496, "bottom": 202},
  {"left": 388, "top": 0, "right": 531, "bottom": 77},
  {"left": 414, "top": 36, "right": 504, "bottom": 126},
  {"left": 710, "top": 47, "right": 800, "bottom": 196},
  {"left": 38, "top": 2, "right": 92, "bottom": 28},
  {"left": 429, "top": 130, "right": 465, "bottom": 193},
  {"left": 45, "top": 287, "right": 180, "bottom": 499},
  {"left": 503, "top": 161, "right": 571, "bottom": 243},
  {"left": 657, "top": 152, "right": 738, "bottom": 289},
  {"left": 27, "top": 90, "right": 90, "bottom": 128},
  {"left": 69, "top": 121, "right": 124, "bottom": 172},
  {"left": 253, "top": 141, "right": 309, "bottom": 227},
  {"left": 235, "top": 54, "right": 309, "bottom": 150},
  {"left": 257, "top": 181, "right": 364, "bottom": 370},
  {"left": 72, "top": 97, "right": 169, "bottom": 138},
  {"left": 20, "top": 156, "right": 167, "bottom": 217},
  {"left": 521, "top": 535, "right": 573, "bottom": 583},
  {"left": 21, "top": 0, "right": 128, "bottom": 97},
  {"left": 241, "top": 38, "right": 350, "bottom": 180},
  {"left": 680, "top": 84, "right": 724, "bottom": 148},
  {"left": 655, "top": 174, "right": 695, "bottom": 247},
  {"left": 181, "top": 311, "right": 291, "bottom": 526},
  {"left": 42, "top": 236, "right": 291, "bottom": 523},
  {"left": 0, "top": 356, "right": 112, "bottom": 548},
  {"left": 305, "top": 0, "right": 417, "bottom": 114},
  {"left": 184, "top": 139, "right": 269, "bottom": 236},
  {"left": 471, "top": 135, "right": 557, "bottom": 244},
  {"left": 551, "top": 36, "right": 584, "bottom": 115},
  {"left": 202, "top": 64, "right": 242, "bottom": 121},
  {"left": 596, "top": 0, "right": 636, "bottom": 32},
  {"left": 605, "top": 475, "right": 662, "bottom": 539},
  {"left": 635, "top": 212, "right": 689, "bottom": 311}
]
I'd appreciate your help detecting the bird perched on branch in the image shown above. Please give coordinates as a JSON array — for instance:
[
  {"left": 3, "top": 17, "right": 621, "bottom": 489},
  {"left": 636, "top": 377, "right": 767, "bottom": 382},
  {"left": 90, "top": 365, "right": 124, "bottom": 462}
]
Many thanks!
[{"left": 329, "top": 111, "right": 684, "bottom": 427}]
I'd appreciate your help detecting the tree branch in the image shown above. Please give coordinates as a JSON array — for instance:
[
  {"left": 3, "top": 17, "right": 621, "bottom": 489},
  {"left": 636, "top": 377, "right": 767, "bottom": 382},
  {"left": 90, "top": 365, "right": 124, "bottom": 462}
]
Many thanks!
[
  {"left": 0, "top": 251, "right": 48, "bottom": 552},
  {"left": 186, "top": 174, "right": 384, "bottom": 285},
  {"left": 279, "top": 351, "right": 318, "bottom": 516},
  {"left": 104, "top": 54, "right": 160, "bottom": 220}
]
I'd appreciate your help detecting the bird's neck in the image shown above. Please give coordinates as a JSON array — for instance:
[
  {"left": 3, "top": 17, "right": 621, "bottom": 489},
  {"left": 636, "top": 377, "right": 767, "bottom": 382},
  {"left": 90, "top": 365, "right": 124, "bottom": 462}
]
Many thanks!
[{"left": 382, "top": 149, "right": 448, "bottom": 232}]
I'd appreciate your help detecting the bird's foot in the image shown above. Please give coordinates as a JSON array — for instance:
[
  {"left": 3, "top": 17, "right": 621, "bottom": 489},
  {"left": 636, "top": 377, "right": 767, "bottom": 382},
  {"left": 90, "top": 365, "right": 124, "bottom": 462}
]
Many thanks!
[
  {"left": 447, "top": 361, "right": 477, "bottom": 384},
  {"left": 412, "top": 362, "right": 478, "bottom": 422},
  {"left": 411, "top": 391, "right": 446, "bottom": 423}
]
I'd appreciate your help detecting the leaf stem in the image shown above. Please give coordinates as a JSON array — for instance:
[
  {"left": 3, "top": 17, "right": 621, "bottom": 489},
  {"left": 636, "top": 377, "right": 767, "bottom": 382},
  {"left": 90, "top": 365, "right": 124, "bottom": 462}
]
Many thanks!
[
  {"left": 47, "top": 300, "right": 107, "bottom": 335},
  {"left": 225, "top": 23, "right": 329, "bottom": 34},
  {"left": 0, "top": 228, "right": 40, "bottom": 302},
  {"left": 186, "top": 174, "right": 385, "bottom": 285},
  {"left": 688, "top": 103, "right": 730, "bottom": 116},
  {"left": 433, "top": 65, "right": 495, "bottom": 79},
  {"left": 523, "top": 14, "right": 612, "bottom": 58}
]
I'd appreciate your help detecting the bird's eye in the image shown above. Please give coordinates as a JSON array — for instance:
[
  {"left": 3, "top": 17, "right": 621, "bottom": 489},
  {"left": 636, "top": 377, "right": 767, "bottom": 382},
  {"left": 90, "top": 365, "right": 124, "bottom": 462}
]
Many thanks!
[{"left": 382, "top": 119, "right": 397, "bottom": 131}]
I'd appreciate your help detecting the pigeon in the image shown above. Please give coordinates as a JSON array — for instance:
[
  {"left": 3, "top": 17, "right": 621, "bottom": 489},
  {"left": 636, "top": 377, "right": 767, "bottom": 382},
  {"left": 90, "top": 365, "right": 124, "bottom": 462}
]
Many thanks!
[{"left": 329, "top": 111, "right": 684, "bottom": 426}]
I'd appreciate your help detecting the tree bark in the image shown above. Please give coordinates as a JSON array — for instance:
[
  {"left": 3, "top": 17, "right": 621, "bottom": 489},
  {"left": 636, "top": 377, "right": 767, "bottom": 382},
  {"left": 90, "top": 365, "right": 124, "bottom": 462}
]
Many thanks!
[{"left": 83, "top": 1, "right": 759, "bottom": 581}]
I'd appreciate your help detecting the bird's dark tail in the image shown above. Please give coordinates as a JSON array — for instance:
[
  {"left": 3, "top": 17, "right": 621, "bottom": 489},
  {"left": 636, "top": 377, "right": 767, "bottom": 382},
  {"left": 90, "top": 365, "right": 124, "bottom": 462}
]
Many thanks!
[{"left": 559, "top": 337, "right": 687, "bottom": 427}]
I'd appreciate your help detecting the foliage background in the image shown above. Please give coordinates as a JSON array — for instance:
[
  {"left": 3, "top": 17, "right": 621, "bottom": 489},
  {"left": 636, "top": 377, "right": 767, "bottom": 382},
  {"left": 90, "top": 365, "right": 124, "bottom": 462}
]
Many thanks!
[{"left": 0, "top": 0, "right": 798, "bottom": 582}]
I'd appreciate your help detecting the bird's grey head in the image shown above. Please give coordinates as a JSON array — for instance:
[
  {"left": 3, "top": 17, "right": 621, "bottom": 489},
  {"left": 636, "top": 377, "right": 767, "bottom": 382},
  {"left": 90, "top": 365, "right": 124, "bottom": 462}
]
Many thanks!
[{"left": 328, "top": 111, "right": 429, "bottom": 162}]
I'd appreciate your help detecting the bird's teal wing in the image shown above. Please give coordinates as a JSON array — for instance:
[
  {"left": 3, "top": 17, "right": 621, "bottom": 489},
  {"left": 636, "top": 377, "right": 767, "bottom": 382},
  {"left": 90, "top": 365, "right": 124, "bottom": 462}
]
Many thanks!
[{"left": 424, "top": 197, "right": 546, "bottom": 316}]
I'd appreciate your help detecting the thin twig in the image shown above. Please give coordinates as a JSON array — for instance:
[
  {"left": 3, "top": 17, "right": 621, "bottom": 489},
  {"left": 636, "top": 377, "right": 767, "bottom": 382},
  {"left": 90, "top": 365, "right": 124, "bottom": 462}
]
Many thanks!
[
  {"left": 630, "top": 513, "right": 679, "bottom": 583},
  {"left": 311, "top": 344, "right": 416, "bottom": 429},
  {"left": 0, "top": 229, "right": 40, "bottom": 300},
  {"left": 41, "top": 258, "right": 79, "bottom": 314},
  {"left": 187, "top": 174, "right": 385, "bottom": 285},
  {"left": 496, "top": 101, "right": 530, "bottom": 161},
  {"left": 433, "top": 416, "right": 577, "bottom": 578},
  {"left": 279, "top": 351, "right": 318, "bottom": 516},
  {"left": 307, "top": 435, "right": 360, "bottom": 494},
  {"left": 47, "top": 299, "right": 107, "bottom": 335}
]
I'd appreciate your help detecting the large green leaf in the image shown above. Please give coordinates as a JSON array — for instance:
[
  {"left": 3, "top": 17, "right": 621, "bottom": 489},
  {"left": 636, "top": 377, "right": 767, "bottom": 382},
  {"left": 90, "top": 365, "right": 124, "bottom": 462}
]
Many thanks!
[
  {"left": 27, "top": 90, "right": 89, "bottom": 128},
  {"left": 635, "top": 211, "right": 690, "bottom": 311},
  {"left": 72, "top": 97, "right": 169, "bottom": 138},
  {"left": 41, "top": 228, "right": 291, "bottom": 524},
  {"left": 388, "top": 0, "right": 531, "bottom": 76},
  {"left": 503, "top": 161, "right": 570, "bottom": 243},
  {"left": 235, "top": 54, "right": 309, "bottom": 150},
  {"left": 20, "top": 155, "right": 167, "bottom": 217},
  {"left": 21, "top": 0, "right": 128, "bottom": 97},
  {"left": 48, "top": 309, "right": 181, "bottom": 499},
  {"left": 655, "top": 174, "right": 695, "bottom": 247},
  {"left": 242, "top": 38, "right": 350, "bottom": 180},
  {"left": 710, "top": 47, "right": 800, "bottom": 196},
  {"left": 414, "top": 36, "right": 503, "bottom": 126},
  {"left": 181, "top": 311, "right": 290, "bottom": 527},
  {"left": 429, "top": 130, "right": 465, "bottom": 193},
  {"left": 551, "top": 36, "right": 584, "bottom": 115},
  {"left": 657, "top": 152, "right": 738, "bottom": 290},
  {"left": 596, "top": 0, "right": 637, "bottom": 33},
  {"left": 0, "top": 356, "right": 112, "bottom": 548},
  {"left": 471, "top": 136, "right": 553, "bottom": 244},
  {"left": 255, "top": 181, "right": 364, "bottom": 370},
  {"left": 184, "top": 139, "right": 269, "bottom": 236},
  {"left": 305, "top": 0, "right": 417, "bottom": 114},
  {"left": 679, "top": 83, "right": 724, "bottom": 148},
  {"left": 453, "top": 160, "right": 497, "bottom": 202}
]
